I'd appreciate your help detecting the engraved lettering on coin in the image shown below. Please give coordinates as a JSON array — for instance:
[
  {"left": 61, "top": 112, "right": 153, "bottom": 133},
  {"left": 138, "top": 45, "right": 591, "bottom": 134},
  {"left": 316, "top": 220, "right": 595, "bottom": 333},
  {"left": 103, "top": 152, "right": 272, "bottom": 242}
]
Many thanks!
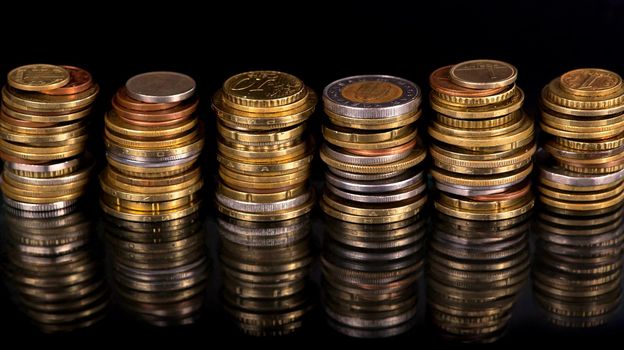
[
  {"left": 560, "top": 68, "right": 622, "bottom": 97},
  {"left": 341, "top": 81, "right": 403, "bottom": 103},
  {"left": 224, "top": 71, "right": 303, "bottom": 100},
  {"left": 449, "top": 59, "right": 517, "bottom": 89},
  {"left": 7, "top": 64, "right": 70, "bottom": 92}
]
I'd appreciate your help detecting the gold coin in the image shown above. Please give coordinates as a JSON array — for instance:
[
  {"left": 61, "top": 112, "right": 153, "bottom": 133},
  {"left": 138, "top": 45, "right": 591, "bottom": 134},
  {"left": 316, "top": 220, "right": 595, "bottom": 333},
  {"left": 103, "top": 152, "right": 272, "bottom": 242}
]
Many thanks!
[
  {"left": 326, "top": 109, "right": 421, "bottom": 130},
  {"left": 101, "top": 192, "right": 197, "bottom": 213},
  {"left": 560, "top": 163, "right": 624, "bottom": 174},
  {"left": 538, "top": 180, "right": 624, "bottom": 202},
  {"left": 430, "top": 87, "right": 524, "bottom": 119},
  {"left": 104, "top": 127, "right": 198, "bottom": 149},
  {"left": 320, "top": 146, "right": 426, "bottom": 174},
  {"left": 216, "top": 196, "right": 314, "bottom": 222},
  {"left": 105, "top": 111, "right": 198, "bottom": 139},
  {"left": 107, "top": 157, "right": 196, "bottom": 178},
  {"left": 219, "top": 165, "right": 309, "bottom": 184},
  {"left": 428, "top": 114, "right": 533, "bottom": 148},
  {"left": 434, "top": 197, "right": 534, "bottom": 221},
  {"left": 541, "top": 86, "right": 624, "bottom": 117},
  {"left": 217, "top": 138, "right": 308, "bottom": 163},
  {"left": 322, "top": 124, "right": 413, "bottom": 143},
  {"left": 449, "top": 60, "right": 518, "bottom": 89},
  {"left": 0, "top": 126, "right": 87, "bottom": 144},
  {"left": 545, "top": 77, "right": 624, "bottom": 110},
  {"left": 540, "top": 121, "right": 624, "bottom": 140},
  {"left": 2, "top": 173, "right": 88, "bottom": 193},
  {"left": 217, "top": 121, "right": 305, "bottom": 144},
  {"left": 323, "top": 126, "right": 418, "bottom": 150},
  {"left": 560, "top": 68, "right": 623, "bottom": 97},
  {"left": 431, "top": 143, "right": 536, "bottom": 169},
  {"left": 1, "top": 181, "right": 84, "bottom": 203},
  {"left": 320, "top": 197, "right": 425, "bottom": 224},
  {"left": 100, "top": 174, "right": 203, "bottom": 202},
  {"left": 103, "top": 169, "right": 201, "bottom": 194},
  {"left": 105, "top": 135, "right": 204, "bottom": 159},
  {"left": 219, "top": 167, "right": 308, "bottom": 190},
  {"left": 100, "top": 199, "right": 201, "bottom": 222},
  {"left": 0, "top": 117, "right": 84, "bottom": 135},
  {"left": 431, "top": 163, "right": 533, "bottom": 187},
  {"left": 540, "top": 109, "right": 624, "bottom": 133},
  {"left": 217, "top": 152, "right": 313, "bottom": 174},
  {"left": 539, "top": 189, "right": 624, "bottom": 211},
  {"left": 221, "top": 71, "right": 306, "bottom": 109},
  {"left": 217, "top": 182, "right": 307, "bottom": 203},
  {"left": 429, "top": 112, "right": 525, "bottom": 138},
  {"left": 0, "top": 139, "right": 84, "bottom": 161},
  {"left": 2, "top": 85, "right": 99, "bottom": 112},
  {"left": 556, "top": 135, "right": 624, "bottom": 151},
  {"left": 435, "top": 111, "right": 517, "bottom": 129},
  {"left": 105, "top": 165, "right": 200, "bottom": 188},
  {"left": 437, "top": 191, "right": 531, "bottom": 212},
  {"left": 1, "top": 105, "right": 92, "bottom": 123},
  {"left": 538, "top": 177, "right": 620, "bottom": 192},
  {"left": 7, "top": 64, "right": 70, "bottom": 92},
  {"left": 431, "top": 84, "right": 516, "bottom": 107}
]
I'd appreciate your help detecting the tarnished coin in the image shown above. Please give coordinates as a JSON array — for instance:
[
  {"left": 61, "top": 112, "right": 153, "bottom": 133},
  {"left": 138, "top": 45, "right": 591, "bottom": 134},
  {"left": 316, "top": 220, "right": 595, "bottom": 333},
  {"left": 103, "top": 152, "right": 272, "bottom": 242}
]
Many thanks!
[
  {"left": 560, "top": 68, "right": 622, "bottom": 97},
  {"left": 126, "top": 71, "right": 196, "bottom": 103},
  {"left": 449, "top": 59, "right": 517, "bottom": 90},
  {"left": 7, "top": 64, "right": 70, "bottom": 92},
  {"left": 323, "top": 75, "right": 421, "bottom": 118}
]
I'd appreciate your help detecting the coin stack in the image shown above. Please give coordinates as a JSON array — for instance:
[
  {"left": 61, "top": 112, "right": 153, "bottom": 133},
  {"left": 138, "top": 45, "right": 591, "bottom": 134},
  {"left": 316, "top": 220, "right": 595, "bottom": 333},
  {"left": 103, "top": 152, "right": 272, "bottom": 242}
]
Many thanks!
[
  {"left": 100, "top": 71, "right": 203, "bottom": 222},
  {"left": 319, "top": 75, "right": 427, "bottom": 337},
  {"left": 217, "top": 215, "right": 313, "bottom": 336},
  {"left": 427, "top": 211, "right": 530, "bottom": 342},
  {"left": 0, "top": 64, "right": 97, "bottom": 212},
  {"left": 1, "top": 206, "right": 108, "bottom": 333},
  {"left": 428, "top": 60, "right": 535, "bottom": 218},
  {"left": 103, "top": 212, "right": 208, "bottom": 326}
]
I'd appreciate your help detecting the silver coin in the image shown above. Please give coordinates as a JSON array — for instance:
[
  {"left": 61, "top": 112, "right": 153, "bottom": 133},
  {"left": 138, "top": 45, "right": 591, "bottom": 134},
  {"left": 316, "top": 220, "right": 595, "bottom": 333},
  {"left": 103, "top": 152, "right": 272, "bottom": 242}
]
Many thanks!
[
  {"left": 3, "top": 163, "right": 93, "bottom": 186},
  {"left": 217, "top": 218, "right": 308, "bottom": 237},
  {"left": 435, "top": 181, "right": 520, "bottom": 196},
  {"left": 4, "top": 157, "right": 80, "bottom": 174},
  {"left": 322, "top": 144, "right": 412, "bottom": 165},
  {"left": 324, "top": 304, "right": 418, "bottom": 329},
  {"left": 106, "top": 153, "right": 199, "bottom": 168},
  {"left": 540, "top": 162, "right": 624, "bottom": 187},
  {"left": 326, "top": 169, "right": 423, "bottom": 193},
  {"left": 3, "top": 204, "right": 79, "bottom": 218},
  {"left": 326, "top": 182, "right": 425, "bottom": 204},
  {"left": 106, "top": 145, "right": 202, "bottom": 163},
  {"left": 3, "top": 195, "right": 78, "bottom": 212},
  {"left": 323, "top": 75, "right": 421, "bottom": 119},
  {"left": 216, "top": 191, "right": 310, "bottom": 213},
  {"left": 218, "top": 226, "right": 308, "bottom": 247},
  {"left": 327, "top": 315, "right": 416, "bottom": 338},
  {"left": 328, "top": 168, "right": 405, "bottom": 181},
  {"left": 125, "top": 71, "right": 196, "bottom": 103}
]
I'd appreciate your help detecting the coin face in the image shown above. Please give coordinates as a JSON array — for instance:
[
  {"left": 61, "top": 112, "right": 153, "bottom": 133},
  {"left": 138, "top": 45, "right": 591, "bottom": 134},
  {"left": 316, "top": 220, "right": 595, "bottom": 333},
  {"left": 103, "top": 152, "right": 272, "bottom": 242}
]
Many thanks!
[
  {"left": 449, "top": 59, "right": 517, "bottom": 89},
  {"left": 126, "top": 71, "right": 196, "bottom": 103},
  {"left": 560, "top": 68, "right": 622, "bottom": 97},
  {"left": 323, "top": 75, "right": 421, "bottom": 118},
  {"left": 40, "top": 66, "right": 93, "bottom": 95},
  {"left": 430, "top": 65, "right": 507, "bottom": 97},
  {"left": 7, "top": 64, "right": 70, "bottom": 92},
  {"left": 223, "top": 71, "right": 304, "bottom": 107}
]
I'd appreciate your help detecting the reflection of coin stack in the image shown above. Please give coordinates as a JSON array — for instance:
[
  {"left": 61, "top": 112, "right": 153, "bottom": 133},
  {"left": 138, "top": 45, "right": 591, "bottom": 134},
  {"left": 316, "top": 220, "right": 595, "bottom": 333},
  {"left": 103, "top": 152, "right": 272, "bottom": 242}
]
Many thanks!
[
  {"left": 103, "top": 213, "right": 208, "bottom": 326},
  {"left": 428, "top": 60, "right": 535, "bottom": 216},
  {"left": 100, "top": 71, "right": 203, "bottom": 221},
  {"left": 1, "top": 207, "right": 108, "bottom": 333},
  {"left": 217, "top": 215, "right": 313, "bottom": 336},
  {"left": 535, "top": 68, "right": 624, "bottom": 328},
  {"left": 319, "top": 75, "right": 427, "bottom": 337},
  {"left": 0, "top": 64, "right": 97, "bottom": 211},
  {"left": 427, "top": 211, "right": 530, "bottom": 343},
  {"left": 212, "top": 71, "right": 316, "bottom": 222},
  {"left": 212, "top": 71, "right": 316, "bottom": 336}
]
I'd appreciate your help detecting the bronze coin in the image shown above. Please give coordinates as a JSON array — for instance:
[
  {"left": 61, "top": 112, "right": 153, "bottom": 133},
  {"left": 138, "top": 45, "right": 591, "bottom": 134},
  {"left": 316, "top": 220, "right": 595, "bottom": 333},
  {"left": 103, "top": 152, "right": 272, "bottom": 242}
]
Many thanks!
[
  {"left": 430, "top": 65, "right": 507, "bottom": 97},
  {"left": 39, "top": 66, "right": 93, "bottom": 95},
  {"left": 112, "top": 96, "right": 198, "bottom": 122},
  {"left": 114, "top": 87, "right": 182, "bottom": 112},
  {"left": 0, "top": 111, "right": 57, "bottom": 128},
  {"left": 470, "top": 180, "right": 532, "bottom": 201}
]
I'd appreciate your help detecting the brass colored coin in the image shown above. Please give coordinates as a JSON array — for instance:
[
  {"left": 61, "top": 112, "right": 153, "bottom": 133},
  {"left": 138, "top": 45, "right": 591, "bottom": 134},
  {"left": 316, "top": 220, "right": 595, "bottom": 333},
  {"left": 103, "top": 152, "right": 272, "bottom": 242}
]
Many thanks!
[
  {"left": 431, "top": 143, "right": 536, "bottom": 169},
  {"left": 105, "top": 111, "right": 198, "bottom": 139},
  {"left": 538, "top": 177, "right": 619, "bottom": 192},
  {"left": 2, "top": 173, "right": 88, "bottom": 193},
  {"left": 540, "top": 108, "right": 624, "bottom": 128},
  {"left": 326, "top": 109, "right": 421, "bottom": 130},
  {"left": 539, "top": 189, "right": 624, "bottom": 211},
  {"left": 217, "top": 138, "right": 308, "bottom": 163},
  {"left": 1, "top": 181, "right": 84, "bottom": 203},
  {"left": 541, "top": 86, "right": 624, "bottom": 117},
  {"left": 449, "top": 60, "right": 518, "bottom": 89},
  {"left": 545, "top": 77, "right": 624, "bottom": 110},
  {"left": 322, "top": 124, "right": 413, "bottom": 143},
  {"left": 556, "top": 134, "right": 624, "bottom": 151},
  {"left": 429, "top": 65, "right": 507, "bottom": 97},
  {"left": 0, "top": 139, "right": 84, "bottom": 161},
  {"left": 540, "top": 121, "right": 624, "bottom": 140},
  {"left": 7, "top": 64, "right": 70, "bottom": 92},
  {"left": 0, "top": 116, "right": 84, "bottom": 135},
  {"left": 428, "top": 114, "right": 533, "bottom": 148},
  {"left": 104, "top": 127, "right": 198, "bottom": 149},
  {"left": 217, "top": 152, "right": 313, "bottom": 174},
  {"left": 320, "top": 147, "right": 426, "bottom": 174},
  {"left": 222, "top": 71, "right": 305, "bottom": 109},
  {"left": 320, "top": 196, "right": 425, "bottom": 224},
  {"left": 322, "top": 191, "right": 427, "bottom": 217},
  {"left": 437, "top": 191, "right": 532, "bottom": 212},
  {"left": 432, "top": 84, "right": 516, "bottom": 107},
  {"left": 560, "top": 68, "right": 623, "bottom": 97},
  {"left": 107, "top": 156, "right": 196, "bottom": 178},
  {"left": 100, "top": 199, "right": 201, "bottom": 222},
  {"left": 323, "top": 126, "right": 417, "bottom": 150},
  {"left": 219, "top": 165, "right": 309, "bottom": 184},
  {"left": 2, "top": 85, "right": 99, "bottom": 112},
  {"left": 436, "top": 112, "right": 517, "bottom": 129},
  {"left": 217, "top": 182, "right": 307, "bottom": 203},
  {"left": 429, "top": 112, "right": 525, "bottom": 138},
  {"left": 217, "top": 121, "right": 305, "bottom": 144},
  {"left": 216, "top": 196, "right": 314, "bottom": 222},
  {"left": 434, "top": 197, "right": 534, "bottom": 221},
  {"left": 0, "top": 126, "right": 86, "bottom": 144},
  {"left": 538, "top": 181, "right": 624, "bottom": 202},
  {"left": 561, "top": 163, "right": 624, "bottom": 174},
  {"left": 219, "top": 168, "right": 308, "bottom": 190},
  {"left": 1, "top": 105, "right": 92, "bottom": 123},
  {"left": 430, "top": 87, "right": 524, "bottom": 119},
  {"left": 100, "top": 175, "right": 203, "bottom": 202},
  {"left": 101, "top": 192, "right": 196, "bottom": 213},
  {"left": 431, "top": 163, "right": 533, "bottom": 187}
]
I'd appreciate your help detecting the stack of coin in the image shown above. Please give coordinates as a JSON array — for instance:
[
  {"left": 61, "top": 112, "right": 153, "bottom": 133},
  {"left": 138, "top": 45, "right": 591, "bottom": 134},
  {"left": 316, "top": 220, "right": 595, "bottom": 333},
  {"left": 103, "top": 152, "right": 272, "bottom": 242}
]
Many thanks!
[
  {"left": 103, "top": 212, "right": 208, "bottom": 326},
  {"left": 427, "top": 210, "right": 530, "bottom": 343},
  {"left": 1, "top": 206, "right": 108, "bottom": 333},
  {"left": 100, "top": 71, "right": 202, "bottom": 222},
  {"left": 212, "top": 71, "right": 316, "bottom": 222},
  {"left": 538, "top": 68, "right": 624, "bottom": 224},
  {"left": 0, "top": 64, "right": 97, "bottom": 212},
  {"left": 217, "top": 214, "right": 313, "bottom": 336},
  {"left": 319, "top": 75, "right": 427, "bottom": 338},
  {"left": 428, "top": 60, "right": 535, "bottom": 216},
  {"left": 321, "top": 214, "right": 426, "bottom": 338}
]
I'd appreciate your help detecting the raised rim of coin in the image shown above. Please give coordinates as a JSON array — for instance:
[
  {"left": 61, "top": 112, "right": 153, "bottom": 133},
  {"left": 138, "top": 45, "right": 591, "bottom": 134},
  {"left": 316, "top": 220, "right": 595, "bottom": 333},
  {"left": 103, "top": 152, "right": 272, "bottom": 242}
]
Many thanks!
[
  {"left": 125, "top": 71, "right": 196, "bottom": 103},
  {"left": 449, "top": 59, "right": 517, "bottom": 90},
  {"left": 7, "top": 64, "right": 70, "bottom": 92}
]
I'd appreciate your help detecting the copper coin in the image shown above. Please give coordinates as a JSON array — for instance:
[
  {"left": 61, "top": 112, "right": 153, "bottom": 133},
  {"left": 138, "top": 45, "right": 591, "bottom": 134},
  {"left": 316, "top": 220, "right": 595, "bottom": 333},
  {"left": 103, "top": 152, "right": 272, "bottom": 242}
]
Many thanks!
[
  {"left": 39, "top": 66, "right": 93, "bottom": 95},
  {"left": 112, "top": 97, "right": 198, "bottom": 122},
  {"left": 430, "top": 65, "right": 507, "bottom": 97},
  {"left": 470, "top": 181, "right": 531, "bottom": 201},
  {"left": 114, "top": 87, "right": 182, "bottom": 112},
  {"left": 116, "top": 113, "right": 191, "bottom": 127},
  {"left": 345, "top": 139, "right": 417, "bottom": 156},
  {"left": 0, "top": 111, "right": 57, "bottom": 128}
]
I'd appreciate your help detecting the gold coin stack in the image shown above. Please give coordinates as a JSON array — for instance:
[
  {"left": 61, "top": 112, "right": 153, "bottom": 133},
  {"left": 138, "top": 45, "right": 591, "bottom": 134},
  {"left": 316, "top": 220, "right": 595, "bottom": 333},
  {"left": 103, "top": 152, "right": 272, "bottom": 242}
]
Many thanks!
[
  {"left": 533, "top": 205, "right": 623, "bottom": 328},
  {"left": 538, "top": 68, "right": 624, "bottom": 222},
  {"left": 427, "top": 211, "right": 530, "bottom": 342},
  {"left": 0, "top": 64, "right": 98, "bottom": 212},
  {"left": 428, "top": 60, "right": 535, "bottom": 219},
  {"left": 103, "top": 212, "right": 208, "bottom": 326},
  {"left": 217, "top": 215, "right": 313, "bottom": 336},
  {"left": 212, "top": 70, "right": 316, "bottom": 222},
  {"left": 319, "top": 75, "right": 427, "bottom": 337},
  {"left": 2, "top": 206, "right": 108, "bottom": 333},
  {"left": 100, "top": 71, "right": 203, "bottom": 223}
]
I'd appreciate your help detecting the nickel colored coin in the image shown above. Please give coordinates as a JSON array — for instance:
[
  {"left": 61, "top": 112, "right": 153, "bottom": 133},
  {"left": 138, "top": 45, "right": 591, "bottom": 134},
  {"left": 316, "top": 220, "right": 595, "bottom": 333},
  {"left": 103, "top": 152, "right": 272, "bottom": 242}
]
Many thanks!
[
  {"left": 7, "top": 64, "right": 70, "bottom": 92},
  {"left": 114, "top": 87, "right": 182, "bottom": 111},
  {"left": 430, "top": 65, "right": 507, "bottom": 97},
  {"left": 125, "top": 71, "right": 196, "bottom": 103},
  {"left": 40, "top": 66, "right": 93, "bottom": 95},
  {"left": 560, "top": 68, "right": 623, "bottom": 97},
  {"left": 323, "top": 75, "right": 421, "bottom": 118},
  {"left": 449, "top": 59, "right": 517, "bottom": 89},
  {"left": 222, "top": 70, "right": 305, "bottom": 108}
]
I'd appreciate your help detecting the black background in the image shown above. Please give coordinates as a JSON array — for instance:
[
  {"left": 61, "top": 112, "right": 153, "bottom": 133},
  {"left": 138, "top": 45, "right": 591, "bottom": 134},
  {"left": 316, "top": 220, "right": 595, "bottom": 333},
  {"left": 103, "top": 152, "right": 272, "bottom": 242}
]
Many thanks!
[{"left": 1, "top": 0, "right": 624, "bottom": 345}]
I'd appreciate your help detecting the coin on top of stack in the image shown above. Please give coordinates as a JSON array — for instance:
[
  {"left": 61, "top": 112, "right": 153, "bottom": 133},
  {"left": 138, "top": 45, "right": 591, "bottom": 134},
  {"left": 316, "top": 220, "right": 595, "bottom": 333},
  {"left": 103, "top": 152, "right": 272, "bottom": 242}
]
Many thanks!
[
  {"left": 212, "top": 71, "right": 316, "bottom": 222},
  {"left": 100, "top": 71, "right": 203, "bottom": 222},
  {"left": 428, "top": 59, "right": 535, "bottom": 221},
  {"left": 538, "top": 68, "right": 624, "bottom": 217},
  {"left": 0, "top": 64, "right": 98, "bottom": 212},
  {"left": 320, "top": 75, "right": 427, "bottom": 225}
]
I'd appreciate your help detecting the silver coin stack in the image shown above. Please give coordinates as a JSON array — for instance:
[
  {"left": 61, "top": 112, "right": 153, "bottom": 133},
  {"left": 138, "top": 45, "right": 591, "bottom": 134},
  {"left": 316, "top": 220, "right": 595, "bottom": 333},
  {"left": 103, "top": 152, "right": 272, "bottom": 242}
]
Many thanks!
[
  {"left": 319, "top": 75, "right": 427, "bottom": 337},
  {"left": 1, "top": 206, "right": 108, "bottom": 333}
]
